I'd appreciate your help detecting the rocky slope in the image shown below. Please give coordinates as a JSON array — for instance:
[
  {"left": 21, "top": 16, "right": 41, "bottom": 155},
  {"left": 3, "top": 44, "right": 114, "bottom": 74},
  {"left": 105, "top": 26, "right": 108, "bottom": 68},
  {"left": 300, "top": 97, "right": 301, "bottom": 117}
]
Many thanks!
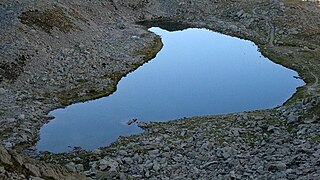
[
  {"left": 0, "top": 0, "right": 319, "bottom": 179},
  {"left": 0, "top": 146, "right": 85, "bottom": 179}
]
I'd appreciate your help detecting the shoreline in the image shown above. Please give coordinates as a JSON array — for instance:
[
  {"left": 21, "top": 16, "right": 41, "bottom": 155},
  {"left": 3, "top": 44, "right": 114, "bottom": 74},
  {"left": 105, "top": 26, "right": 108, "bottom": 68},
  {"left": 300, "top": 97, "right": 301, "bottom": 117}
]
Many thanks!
[{"left": 37, "top": 24, "right": 304, "bottom": 154}]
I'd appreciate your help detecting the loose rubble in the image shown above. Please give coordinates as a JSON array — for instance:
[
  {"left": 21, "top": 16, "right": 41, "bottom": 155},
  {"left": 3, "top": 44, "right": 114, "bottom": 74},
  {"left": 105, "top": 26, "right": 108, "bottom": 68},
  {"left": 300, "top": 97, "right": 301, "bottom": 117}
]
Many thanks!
[{"left": 0, "top": 0, "right": 320, "bottom": 179}]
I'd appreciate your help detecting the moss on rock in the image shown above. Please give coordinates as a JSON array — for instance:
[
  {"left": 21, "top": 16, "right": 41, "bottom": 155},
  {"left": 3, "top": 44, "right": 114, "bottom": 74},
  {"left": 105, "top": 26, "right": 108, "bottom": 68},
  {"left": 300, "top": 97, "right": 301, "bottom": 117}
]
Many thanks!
[{"left": 19, "top": 6, "right": 75, "bottom": 33}]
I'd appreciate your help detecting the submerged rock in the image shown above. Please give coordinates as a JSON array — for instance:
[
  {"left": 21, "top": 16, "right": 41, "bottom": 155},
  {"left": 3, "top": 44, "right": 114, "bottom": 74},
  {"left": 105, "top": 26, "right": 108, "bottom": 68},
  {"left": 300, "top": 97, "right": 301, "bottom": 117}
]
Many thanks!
[{"left": 127, "top": 118, "right": 138, "bottom": 125}]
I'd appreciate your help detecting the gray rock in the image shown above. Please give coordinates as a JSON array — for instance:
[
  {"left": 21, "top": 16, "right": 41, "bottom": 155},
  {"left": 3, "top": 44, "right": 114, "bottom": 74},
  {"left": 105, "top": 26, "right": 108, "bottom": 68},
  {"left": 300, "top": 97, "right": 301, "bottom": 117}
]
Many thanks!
[
  {"left": 200, "top": 161, "right": 218, "bottom": 169},
  {"left": 24, "top": 163, "right": 41, "bottom": 177},
  {"left": 0, "top": 146, "right": 12, "bottom": 165},
  {"left": 148, "top": 149, "right": 160, "bottom": 157},
  {"left": 230, "top": 128, "right": 241, "bottom": 137},
  {"left": 0, "top": 166, "right": 5, "bottom": 174},
  {"left": 65, "top": 162, "right": 77, "bottom": 172},
  {"left": 132, "top": 154, "right": 143, "bottom": 163},
  {"left": 153, "top": 162, "right": 161, "bottom": 172},
  {"left": 118, "top": 150, "right": 128, "bottom": 156},
  {"left": 6, "top": 118, "right": 16, "bottom": 123},
  {"left": 287, "top": 114, "right": 299, "bottom": 124},
  {"left": 254, "top": 116, "right": 264, "bottom": 120},
  {"left": 236, "top": 10, "right": 245, "bottom": 17},
  {"left": 76, "top": 164, "right": 84, "bottom": 172},
  {"left": 99, "top": 157, "right": 119, "bottom": 172},
  {"left": 127, "top": 118, "right": 138, "bottom": 125},
  {"left": 18, "top": 114, "right": 25, "bottom": 120},
  {"left": 221, "top": 146, "right": 234, "bottom": 159},
  {"left": 267, "top": 162, "right": 287, "bottom": 171},
  {"left": 131, "top": 174, "right": 143, "bottom": 178},
  {"left": 145, "top": 170, "right": 151, "bottom": 178},
  {"left": 145, "top": 162, "right": 154, "bottom": 170},
  {"left": 313, "top": 149, "right": 320, "bottom": 158},
  {"left": 4, "top": 142, "right": 13, "bottom": 149},
  {"left": 122, "top": 157, "right": 133, "bottom": 164},
  {"left": 0, "top": 88, "right": 5, "bottom": 95}
]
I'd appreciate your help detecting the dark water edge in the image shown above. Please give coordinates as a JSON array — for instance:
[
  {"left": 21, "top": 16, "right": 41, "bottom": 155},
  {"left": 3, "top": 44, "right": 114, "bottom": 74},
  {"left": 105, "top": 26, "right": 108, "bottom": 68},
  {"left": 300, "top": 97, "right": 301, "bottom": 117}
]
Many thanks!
[{"left": 36, "top": 26, "right": 304, "bottom": 153}]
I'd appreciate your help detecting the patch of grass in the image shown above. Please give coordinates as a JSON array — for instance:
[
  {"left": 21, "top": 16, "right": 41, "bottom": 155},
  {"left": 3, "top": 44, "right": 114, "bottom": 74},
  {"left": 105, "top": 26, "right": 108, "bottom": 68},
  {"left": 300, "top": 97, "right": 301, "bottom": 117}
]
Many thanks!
[
  {"left": 0, "top": 55, "right": 28, "bottom": 82},
  {"left": 311, "top": 134, "right": 320, "bottom": 144},
  {"left": 70, "top": 9, "right": 90, "bottom": 25},
  {"left": 104, "top": 71, "right": 123, "bottom": 82},
  {"left": 58, "top": 85, "right": 111, "bottom": 106},
  {"left": 259, "top": 45, "right": 310, "bottom": 105},
  {"left": 39, "top": 150, "right": 102, "bottom": 170},
  {"left": 310, "top": 104, "right": 320, "bottom": 118},
  {"left": 42, "top": 92, "right": 51, "bottom": 99},
  {"left": 19, "top": 6, "right": 75, "bottom": 33},
  {"left": 136, "top": 36, "right": 163, "bottom": 61},
  {"left": 57, "top": 73, "right": 120, "bottom": 106}
]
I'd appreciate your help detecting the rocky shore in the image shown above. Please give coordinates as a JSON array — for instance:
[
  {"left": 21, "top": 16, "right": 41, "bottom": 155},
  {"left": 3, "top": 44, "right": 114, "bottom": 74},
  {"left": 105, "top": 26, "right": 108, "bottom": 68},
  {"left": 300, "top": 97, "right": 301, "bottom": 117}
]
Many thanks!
[{"left": 0, "top": 0, "right": 319, "bottom": 179}]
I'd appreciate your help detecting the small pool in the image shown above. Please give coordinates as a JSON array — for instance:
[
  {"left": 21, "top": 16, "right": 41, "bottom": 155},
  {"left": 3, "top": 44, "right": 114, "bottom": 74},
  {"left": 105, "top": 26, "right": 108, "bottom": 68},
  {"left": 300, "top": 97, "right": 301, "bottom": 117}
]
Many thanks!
[{"left": 36, "top": 27, "right": 304, "bottom": 153}]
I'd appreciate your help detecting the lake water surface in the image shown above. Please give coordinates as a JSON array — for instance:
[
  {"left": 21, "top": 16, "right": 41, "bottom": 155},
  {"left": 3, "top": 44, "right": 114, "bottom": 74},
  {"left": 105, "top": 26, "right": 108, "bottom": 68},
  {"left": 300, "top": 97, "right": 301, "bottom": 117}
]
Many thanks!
[{"left": 37, "top": 27, "right": 304, "bottom": 153}]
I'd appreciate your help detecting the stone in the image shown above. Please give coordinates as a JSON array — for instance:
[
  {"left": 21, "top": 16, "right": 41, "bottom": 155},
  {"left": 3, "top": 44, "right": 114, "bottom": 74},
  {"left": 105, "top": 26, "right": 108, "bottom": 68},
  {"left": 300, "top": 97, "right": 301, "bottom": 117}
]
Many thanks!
[
  {"left": 132, "top": 154, "right": 143, "bottom": 163},
  {"left": 313, "top": 149, "right": 320, "bottom": 158},
  {"left": 230, "top": 128, "right": 240, "bottom": 137},
  {"left": 287, "top": 114, "right": 299, "bottom": 124},
  {"left": 76, "top": 164, "right": 84, "bottom": 172},
  {"left": 99, "top": 157, "right": 119, "bottom": 172},
  {"left": 153, "top": 162, "right": 161, "bottom": 172},
  {"left": 65, "top": 162, "right": 77, "bottom": 172},
  {"left": 18, "top": 114, "right": 25, "bottom": 120},
  {"left": 118, "top": 150, "right": 128, "bottom": 156},
  {"left": 267, "top": 162, "right": 287, "bottom": 171},
  {"left": 230, "top": 170, "right": 237, "bottom": 178},
  {"left": 131, "top": 174, "right": 143, "bottom": 178},
  {"left": 236, "top": 10, "right": 245, "bottom": 17},
  {"left": 221, "top": 147, "right": 234, "bottom": 159},
  {"left": 24, "top": 163, "right": 41, "bottom": 177},
  {"left": 4, "top": 142, "right": 13, "bottom": 149},
  {"left": 290, "top": 29, "right": 299, "bottom": 35},
  {"left": 200, "top": 161, "right": 218, "bottom": 169},
  {"left": 145, "top": 170, "right": 151, "bottom": 178},
  {"left": 148, "top": 149, "right": 160, "bottom": 157},
  {"left": 6, "top": 118, "right": 16, "bottom": 123},
  {"left": 0, "top": 88, "right": 5, "bottom": 95},
  {"left": 122, "top": 157, "right": 133, "bottom": 164},
  {"left": 254, "top": 116, "right": 264, "bottom": 120},
  {"left": 0, "top": 166, "right": 5, "bottom": 174},
  {"left": 127, "top": 118, "right": 138, "bottom": 125},
  {"left": 0, "top": 146, "right": 12, "bottom": 165}
]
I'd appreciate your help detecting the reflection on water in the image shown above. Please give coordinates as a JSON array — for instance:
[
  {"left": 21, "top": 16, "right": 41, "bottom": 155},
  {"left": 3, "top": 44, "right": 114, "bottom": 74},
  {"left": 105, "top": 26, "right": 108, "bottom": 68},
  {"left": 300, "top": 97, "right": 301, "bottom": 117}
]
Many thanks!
[{"left": 37, "top": 27, "right": 304, "bottom": 153}]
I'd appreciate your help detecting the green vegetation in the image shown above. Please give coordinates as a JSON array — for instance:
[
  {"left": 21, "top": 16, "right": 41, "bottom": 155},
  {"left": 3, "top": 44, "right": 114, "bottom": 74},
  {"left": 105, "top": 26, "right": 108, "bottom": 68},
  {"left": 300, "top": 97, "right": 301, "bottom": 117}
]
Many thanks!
[
  {"left": 136, "top": 36, "right": 163, "bottom": 61},
  {"left": 19, "top": 6, "right": 75, "bottom": 33},
  {"left": 70, "top": 9, "right": 90, "bottom": 25},
  {"left": 58, "top": 84, "right": 111, "bottom": 106}
]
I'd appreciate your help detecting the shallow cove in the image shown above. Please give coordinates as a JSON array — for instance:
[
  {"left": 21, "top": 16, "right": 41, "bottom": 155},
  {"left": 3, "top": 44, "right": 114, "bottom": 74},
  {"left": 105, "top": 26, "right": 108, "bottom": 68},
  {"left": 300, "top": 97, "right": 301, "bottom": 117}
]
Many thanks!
[{"left": 37, "top": 27, "right": 304, "bottom": 153}]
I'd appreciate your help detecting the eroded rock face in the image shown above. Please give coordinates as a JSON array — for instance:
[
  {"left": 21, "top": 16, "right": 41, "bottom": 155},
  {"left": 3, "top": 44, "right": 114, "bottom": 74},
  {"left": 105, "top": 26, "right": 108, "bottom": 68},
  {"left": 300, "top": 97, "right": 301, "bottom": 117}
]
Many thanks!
[
  {"left": 0, "top": 0, "right": 320, "bottom": 179},
  {"left": 0, "top": 146, "right": 85, "bottom": 179}
]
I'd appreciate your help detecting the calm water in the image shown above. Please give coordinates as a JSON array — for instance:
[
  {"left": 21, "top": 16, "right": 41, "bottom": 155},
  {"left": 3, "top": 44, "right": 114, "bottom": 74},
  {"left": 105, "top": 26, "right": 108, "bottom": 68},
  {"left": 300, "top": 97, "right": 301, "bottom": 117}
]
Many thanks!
[{"left": 37, "top": 27, "right": 304, "bottom": 153}]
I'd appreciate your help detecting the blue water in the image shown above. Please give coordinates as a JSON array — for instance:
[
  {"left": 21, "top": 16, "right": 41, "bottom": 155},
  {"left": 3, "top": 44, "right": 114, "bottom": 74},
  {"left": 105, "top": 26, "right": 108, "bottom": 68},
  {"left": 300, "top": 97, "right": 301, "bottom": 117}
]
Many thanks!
[{"left": 36, "top": 27, "right": 304, "bottom": 153}]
